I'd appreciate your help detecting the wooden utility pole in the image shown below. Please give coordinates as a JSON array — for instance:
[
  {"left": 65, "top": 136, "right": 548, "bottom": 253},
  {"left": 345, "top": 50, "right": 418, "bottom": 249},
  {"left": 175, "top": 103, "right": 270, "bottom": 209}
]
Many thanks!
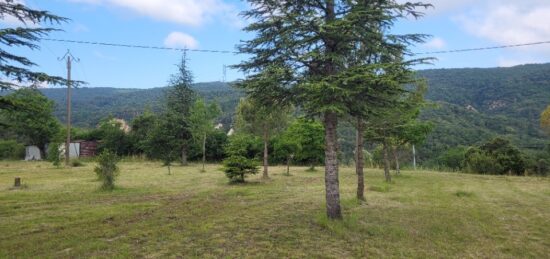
[
  {"left": 59, "top": 50, "right": 79, "bottom": 166},
  {"left": 412, "top": 144, "right": 417, "bottom": 171}
]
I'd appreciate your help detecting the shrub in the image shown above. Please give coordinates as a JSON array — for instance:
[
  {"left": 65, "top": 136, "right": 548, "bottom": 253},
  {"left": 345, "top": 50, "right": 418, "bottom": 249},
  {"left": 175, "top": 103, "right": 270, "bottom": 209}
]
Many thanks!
[
  {"left": 94, "top": 150, "right": 119, "bottom": 190},
  {"left": 464, "top": 138, "right": 526, "bottom": 175},
  {"left": 0, "top": 140, "right": 25, "bottom": 160},
  {"left": 47, "top": 143, "right": 62, "bottom": 168},
  {"left": 222, "top": 155, "right": 258, "bottom": 183}
]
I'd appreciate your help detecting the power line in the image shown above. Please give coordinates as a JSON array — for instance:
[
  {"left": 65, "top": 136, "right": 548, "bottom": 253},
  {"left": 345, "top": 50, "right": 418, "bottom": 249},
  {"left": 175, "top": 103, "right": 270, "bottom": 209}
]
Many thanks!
[
  {"left": 414, "top": 41, "right": 550, "bottom": 55},
  {"left": 41, "top": 38, "right": 239, "bottom": 54},
  {"left": 42, "top": 38, "right": 550, "bottom": 56}
]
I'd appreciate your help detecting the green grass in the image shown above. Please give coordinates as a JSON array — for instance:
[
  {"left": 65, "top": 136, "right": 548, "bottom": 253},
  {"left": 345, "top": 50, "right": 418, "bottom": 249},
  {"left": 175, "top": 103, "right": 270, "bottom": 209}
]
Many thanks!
[{"left": 1, "top": 161, "right": 549, "bottom": 258}]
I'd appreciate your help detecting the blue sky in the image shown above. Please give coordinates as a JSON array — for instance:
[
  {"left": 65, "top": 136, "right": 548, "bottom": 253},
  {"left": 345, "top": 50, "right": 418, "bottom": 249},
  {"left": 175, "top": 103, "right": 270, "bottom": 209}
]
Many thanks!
[{"left": 5, "top": 0, "right": 550, "bottom": 89}]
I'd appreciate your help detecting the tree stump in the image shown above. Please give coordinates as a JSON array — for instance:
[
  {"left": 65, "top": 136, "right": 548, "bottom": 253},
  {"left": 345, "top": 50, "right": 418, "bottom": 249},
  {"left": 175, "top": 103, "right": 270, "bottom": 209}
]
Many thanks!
[{"left": 14, "top": 177, "right": 21, "bottom": 187}]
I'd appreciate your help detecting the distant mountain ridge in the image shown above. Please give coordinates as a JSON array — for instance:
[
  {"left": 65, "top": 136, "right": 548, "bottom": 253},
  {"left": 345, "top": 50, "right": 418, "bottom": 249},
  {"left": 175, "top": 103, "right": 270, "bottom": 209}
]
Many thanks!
[{"left": 36, "top": 63, "right": 550, "bottom": 159}]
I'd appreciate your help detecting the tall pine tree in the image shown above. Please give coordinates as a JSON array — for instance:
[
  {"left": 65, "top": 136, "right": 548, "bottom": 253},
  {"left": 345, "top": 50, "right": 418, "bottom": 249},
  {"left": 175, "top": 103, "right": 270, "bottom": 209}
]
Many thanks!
[
  {"left": 165, "top": 54, "right": 195, "bottom": 165},
  {"left": 236, "top": 0, "right": 430, "bottom": 219}
]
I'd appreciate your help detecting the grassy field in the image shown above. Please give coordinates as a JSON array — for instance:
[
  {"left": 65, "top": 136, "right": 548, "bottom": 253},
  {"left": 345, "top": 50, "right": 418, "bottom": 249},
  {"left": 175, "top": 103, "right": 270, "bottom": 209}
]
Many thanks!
[{"left": 0, "top": 161, "right": 549, "bottom": 258}]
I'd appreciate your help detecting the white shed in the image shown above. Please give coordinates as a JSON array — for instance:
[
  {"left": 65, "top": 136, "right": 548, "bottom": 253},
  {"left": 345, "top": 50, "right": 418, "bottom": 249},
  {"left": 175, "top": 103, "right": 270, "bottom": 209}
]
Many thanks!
[{"left": 25, "top": 146, "right": 42, "bottom": 161}]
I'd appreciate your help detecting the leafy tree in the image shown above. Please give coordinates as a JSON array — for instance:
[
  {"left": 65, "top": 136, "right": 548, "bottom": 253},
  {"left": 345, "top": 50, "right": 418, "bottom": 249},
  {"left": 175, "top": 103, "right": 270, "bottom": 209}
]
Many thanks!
[
  {"left": 129, "top": 110, "right": 158, "bottom": 154},
  {"left": 437, "top": 146, "right": 467, "bottom": 171},
  {"left": 189, "top": 98, "right": 221, "bottom": 172},
  {"left": 143, "top": 113, "right": 182, "bottom": 175},
  {"left": 0, "top": 0, "right": 69, "bottom": 91},
  {"left": 189, "top": 129, "right": 228, "bottom": 162},
  {"left": 283, "top": 118, "right": 325, "bottom": 170},
  {"left": 542, "top": 105, "right": 550, "bottom": 135},
  {"left": 47, "top": 142, "right": 62, "bottom": 168},
  {"left": 235, "top": 0, "right": 430, "bottom": 219},
  {"left": 94, "top": 150, "right": 119, "bottom": 190},
  {"left": 165, "top": 55, "right": 195, "bottom": 165},
  {"left": 273, "top": 130, "right": 300, "bottom": 176},
  {"left": 224, "top": 133, "right": 262, "bottom": 160},
  {"left": 96, "top": 117, "right": 131, "bottom": 156},
  {"left": 365, "top": 80, "right": 429, "bottom": 182},
  {"left": 0, "top": 88, "right": 60, "bottom": 157},
  {"left": 235, "top": 98, "right": 291, "bottom": 179}
]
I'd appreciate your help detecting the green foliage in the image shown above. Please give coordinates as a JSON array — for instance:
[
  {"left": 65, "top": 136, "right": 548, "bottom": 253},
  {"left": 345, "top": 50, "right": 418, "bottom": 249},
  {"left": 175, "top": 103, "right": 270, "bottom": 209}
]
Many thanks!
[
  {"left": 283, "top": 119, "right": 325, "bottom": 166},
  {"left": 222, "top": 155, "right": 258, "bottom": 183},
  {"left": 189, "top": 98, "right": 221, "bottom": 169},
  {"left": 93, "top": 150, "right": 119, "bottom": 190},
  {"left": 47, "top": 143, "right": 61, "bottom": 167},
  {"left": 224, "top": 133, "right": 262, "bottom": 159},
  {"left": 437, "top": 146, "right": 467, "bottom": 171},
  {"left": 165, "top": 55, "right": 195, "bottom": 163},
  {"left": 0, "top": 140, "right": 25, "bottom": 160},
  {"left": 129, "top": 110, "right": 158, "bottom": 154},
  {"left": 0, "top": 0, "right": 70, "bottom": 90},
  {"left": 235, "top": 97, "right": 291, "bottom": 138},
  {"left": 143, "top": 113, "right": 182, "bottom": 168},
  {"left": 464, "top": 138, "right": 526, "bottom": 175},
  {"left": 542, "top": 105, "right": 550, "bottom": 136},
  {"left": 96, "top": 117, "right": 132, "bottom": 155},
  {"left": 0, "top": 89, "right": 60, "bottom": 155},
  {"left": 188, "top": 130, "right": 228, "bottom": 162}
]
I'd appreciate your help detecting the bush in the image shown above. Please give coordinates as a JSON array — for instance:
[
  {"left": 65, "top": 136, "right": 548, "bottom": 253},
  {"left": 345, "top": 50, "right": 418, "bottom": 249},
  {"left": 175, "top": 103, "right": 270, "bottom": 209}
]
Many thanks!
[
  {"left": 222, "top": 155, "right": 258, "bottom": 183},
  {"left": 94, "top": 150, "right": 119, "bottom": 190},
  {"left": 0, "top": 140, "right": 25, "bottom": 160},
  {"left": 464, "top": 138, "right": 526, "bottom": 175},
  {"left": 47, "top": 143, "right": 62, "bottom": 168}
]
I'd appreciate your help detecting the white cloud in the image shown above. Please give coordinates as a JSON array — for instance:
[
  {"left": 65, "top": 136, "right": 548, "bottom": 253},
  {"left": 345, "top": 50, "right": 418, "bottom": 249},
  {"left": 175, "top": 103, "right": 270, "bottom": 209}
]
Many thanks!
[
  {"left": 164, "top": 32, "right": 199, "bottom": 49},
  {"left": 423, "top": 37, "right": 446, "bottom": 49},
  {"left": 68, "top": 0, "right": 241, "bottom": 27},
  {"left": 457, "top": 4, "right": 550, "bottom": 46}
]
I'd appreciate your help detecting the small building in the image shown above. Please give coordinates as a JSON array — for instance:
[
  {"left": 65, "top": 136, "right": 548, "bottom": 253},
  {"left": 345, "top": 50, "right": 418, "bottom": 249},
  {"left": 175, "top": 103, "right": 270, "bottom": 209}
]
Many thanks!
[
  {"left": 25, "top": 146, "right": 42, "bottom": 161},
  {"left": 59, "top": 140, "right": 98, "bottom": 158}
]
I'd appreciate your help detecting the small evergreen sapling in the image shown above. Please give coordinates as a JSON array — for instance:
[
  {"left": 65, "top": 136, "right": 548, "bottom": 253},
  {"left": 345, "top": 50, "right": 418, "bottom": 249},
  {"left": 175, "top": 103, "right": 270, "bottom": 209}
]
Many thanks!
[
  {"left": 94, "top": 150, "right": 119, "bottom": 190},
  {"left": 222, "top": 156, "right": 258, "bottom": 183}
]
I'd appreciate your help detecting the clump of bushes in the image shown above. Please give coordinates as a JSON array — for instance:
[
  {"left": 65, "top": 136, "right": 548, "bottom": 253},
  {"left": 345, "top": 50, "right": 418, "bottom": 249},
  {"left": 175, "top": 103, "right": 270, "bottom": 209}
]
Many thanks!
[
  {"left": 222, "top": 155, "right": 258, "bottom": 183},
  {"left": 0, "top": 140, "right": 25, "bottom": 160},
  {"left": 464, "top": 138, "right": 525, "bottom": 175},
  {"left": 94, "top": 150, "right": 119, "bottom": 190}
]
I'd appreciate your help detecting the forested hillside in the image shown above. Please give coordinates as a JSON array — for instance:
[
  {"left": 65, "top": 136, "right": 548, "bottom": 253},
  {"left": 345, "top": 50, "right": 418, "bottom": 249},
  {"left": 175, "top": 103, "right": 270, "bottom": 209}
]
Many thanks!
[
  {"left": 37, "top": 63, "right": 550, "bottom": 163},
  {"left": 418, "top": 64, "right": 550, "bottom": 162},
  {"left": 40, "top": 82, "right": 240, "bottom": 129}
]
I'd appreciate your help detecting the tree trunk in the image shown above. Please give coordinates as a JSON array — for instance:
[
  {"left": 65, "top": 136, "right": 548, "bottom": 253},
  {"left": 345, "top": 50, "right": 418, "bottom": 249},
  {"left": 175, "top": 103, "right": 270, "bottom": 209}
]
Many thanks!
[
  {"left": 383, "top": 141, "right": 392, "bottom": 183},
  {"left": 181, "top": 143, "right": 188, "bottom": 166},
  {"left": 202, "top": 133, "right": 206, "bottom": 172},
  {"left": 355, "top": 118, "right": 365, "bottom": 201},
  {"left": 412, "top": 144, "right": 417, "bottom": 171},
  {"left": 324, "top": 111, "right": 342, "bottom": 219},
  {"left": 262, "top": 125, "right": 269, "bottom": 179},
  {"left": 167, "top": 164, "right": 171, "bottom": 175},
  {"left": 286, "top": 156, "right": 291, "bottom": 176},
  {"left": 393, "top": 146, "right": 400, "bottom": 175}
]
